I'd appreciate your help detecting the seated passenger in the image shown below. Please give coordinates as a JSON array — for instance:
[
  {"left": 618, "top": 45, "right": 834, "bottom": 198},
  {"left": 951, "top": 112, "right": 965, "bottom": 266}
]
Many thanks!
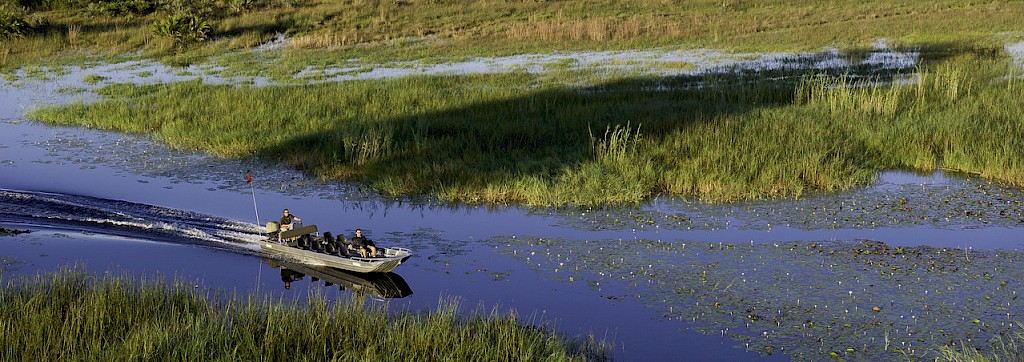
[
  {"left": 279, "top": 208, "right": 301, "bottom": 231},
  {"left": 350, "top": 228, "right": 377, "bottom": 258}
]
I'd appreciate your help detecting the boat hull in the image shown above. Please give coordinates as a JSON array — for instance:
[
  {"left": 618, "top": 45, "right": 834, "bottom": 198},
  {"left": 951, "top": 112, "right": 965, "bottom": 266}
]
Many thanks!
[{"left": 260, "top": 241, "right": 412, "bottom": 273}]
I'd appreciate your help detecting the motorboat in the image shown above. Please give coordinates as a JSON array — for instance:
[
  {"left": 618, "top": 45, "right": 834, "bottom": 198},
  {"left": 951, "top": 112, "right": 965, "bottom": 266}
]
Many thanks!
[{"left": 259, "top": 222, "right": 412, "bottom": 273}]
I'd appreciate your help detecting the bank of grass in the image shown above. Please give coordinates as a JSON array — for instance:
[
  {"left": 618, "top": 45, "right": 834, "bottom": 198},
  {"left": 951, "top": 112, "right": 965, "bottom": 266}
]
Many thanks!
[
  {"left": 2, "top": 0, "right": 1023, "bottom": 69},
  {"left": 0, "top": 268, "right": 608, "bottom": 361},
  {"left": 28, "top": 50, "right": 1024, "bottom": 206},
  {"left": 939, "top": 324, "right": 1024, "bottom": 362}
]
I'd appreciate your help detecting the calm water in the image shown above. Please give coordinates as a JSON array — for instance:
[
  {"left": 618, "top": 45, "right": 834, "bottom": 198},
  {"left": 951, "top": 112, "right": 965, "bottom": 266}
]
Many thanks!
[{"left": 2, "top": 55, "right": 1023, "bottom": 361}]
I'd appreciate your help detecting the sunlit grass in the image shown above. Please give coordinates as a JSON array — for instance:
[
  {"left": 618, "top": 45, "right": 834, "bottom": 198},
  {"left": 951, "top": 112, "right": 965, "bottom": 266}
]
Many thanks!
[
  {"left": 2, "top": 0, "right": 1023, "bottom": 69},
  {"left": 29, "top": 50, "right": 1024, "bottom": 206},
  {"left": 0, "top": 268, "right": 608, "bottom": 361}
]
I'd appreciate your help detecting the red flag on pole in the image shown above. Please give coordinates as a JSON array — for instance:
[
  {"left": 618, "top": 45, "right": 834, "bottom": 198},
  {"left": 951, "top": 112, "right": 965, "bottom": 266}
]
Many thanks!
[{"left": 245, "top": 170, "right": 260, "bottom": 226}]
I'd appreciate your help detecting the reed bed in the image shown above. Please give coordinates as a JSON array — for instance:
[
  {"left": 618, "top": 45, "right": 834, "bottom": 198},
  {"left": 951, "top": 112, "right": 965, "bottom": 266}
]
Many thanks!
[
  {"left": 28, "top": 52, "right": 1024, "bottom": 206},
  {"left": 0, "top": 268, "right": 607, "bottom": 361}
]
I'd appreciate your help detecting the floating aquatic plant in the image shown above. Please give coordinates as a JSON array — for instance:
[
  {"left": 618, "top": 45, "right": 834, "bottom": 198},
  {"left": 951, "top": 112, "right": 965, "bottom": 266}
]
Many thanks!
[
  {"left": 548, "top": 173, "right": 1024, "bottom": 235},
  {"left": 492, "top": 236, "right": 1024, "bottom": 360}
]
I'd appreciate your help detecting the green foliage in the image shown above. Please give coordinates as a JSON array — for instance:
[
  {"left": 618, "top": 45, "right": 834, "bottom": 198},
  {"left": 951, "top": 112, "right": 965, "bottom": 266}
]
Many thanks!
[
  {"left": 0, "top": 4, "right": 30, "bottom": 38},
  {"left": 151, "top": 13, "right": 210, "bottom": 43},
  {"left": 83, "top": 74, "right": 107, "bottom": 84},
  {"left": 15, "top": 0, "right": 79, "bottom": 11},
  {"left": 81, "top": 0, "right": 157, "bottom": 16},
  {"left": 16, "top": 0, "right": 298, "bottom": 15},
  {"left": 1, "top": 0, "right": 1023, "bottom": 69},
  {"left": 28, "top": 52, "right": 1024, "bottom": 206},
  {"left": 938, "top": 322, "right": 1024, "bottom": 361}
]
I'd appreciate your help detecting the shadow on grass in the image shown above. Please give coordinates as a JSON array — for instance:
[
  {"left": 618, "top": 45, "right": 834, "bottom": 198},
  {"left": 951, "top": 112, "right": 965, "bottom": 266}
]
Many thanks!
[{"left": 250, "top": 43, "right": 1007, "bottom": 204}]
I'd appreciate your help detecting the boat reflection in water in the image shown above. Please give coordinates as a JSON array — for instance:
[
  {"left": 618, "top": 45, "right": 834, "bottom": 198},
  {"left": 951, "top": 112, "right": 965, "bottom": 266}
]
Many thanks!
[{"left": 266, "top": 259, "right": 413, "bottom": 299}]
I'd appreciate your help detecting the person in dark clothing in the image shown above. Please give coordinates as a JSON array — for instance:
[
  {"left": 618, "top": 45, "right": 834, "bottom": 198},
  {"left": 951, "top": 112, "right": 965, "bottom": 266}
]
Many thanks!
[
  {"left": 350, "top": 228, "right": 377, "bottom": 258},
  {"left": 279, "top": 208, "right": 301, "bottom": 231}
]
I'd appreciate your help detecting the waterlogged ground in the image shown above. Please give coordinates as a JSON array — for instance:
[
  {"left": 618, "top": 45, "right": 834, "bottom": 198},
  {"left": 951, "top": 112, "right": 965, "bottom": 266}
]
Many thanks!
[
  {"left": 2, "top": 40, "right": 924, "bottom": 88},
  {"left": 3, "top": 44, "right": 1024, "bottom": 361},
  {"left": 492, "top": 236, "right": 1023, "bottom": 360},
  {"left": 546, "top": 172, "right": 1024, "bottom": 248}
]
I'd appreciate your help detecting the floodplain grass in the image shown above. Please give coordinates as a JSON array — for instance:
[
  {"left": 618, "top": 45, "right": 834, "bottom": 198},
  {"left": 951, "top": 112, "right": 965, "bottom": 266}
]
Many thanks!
[
  {"left": 939, "top": 323, "right": 1024, "bottom": 362},
  {"left": 0, "top": 268, "right": 609, "bottom": 361},
  {"left": 2, "top": 0, "right": 1024, "bottom": 69},
  {"left": 28, "top": 49, "right": 1024, "bottom": 206}
]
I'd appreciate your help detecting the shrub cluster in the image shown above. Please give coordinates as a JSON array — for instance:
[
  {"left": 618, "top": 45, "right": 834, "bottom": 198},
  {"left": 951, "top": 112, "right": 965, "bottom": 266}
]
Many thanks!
[
  {"left": 151, "top": 13, "right": 209, "bottom": 43},
  {"left": 0, "top": 3, "right": 30, "bottom": 38},
  {"left": 14, "top": 0, "right": 303, "bottom": 15},
  {"left": 16, "top": 0, "right": 156, "bottom": 15}
]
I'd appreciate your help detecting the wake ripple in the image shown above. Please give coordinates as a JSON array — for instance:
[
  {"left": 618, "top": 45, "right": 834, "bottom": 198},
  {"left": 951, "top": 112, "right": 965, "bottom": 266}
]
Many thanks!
[{"left": 0, "top": 188, "right": 265, "bottom": 254}]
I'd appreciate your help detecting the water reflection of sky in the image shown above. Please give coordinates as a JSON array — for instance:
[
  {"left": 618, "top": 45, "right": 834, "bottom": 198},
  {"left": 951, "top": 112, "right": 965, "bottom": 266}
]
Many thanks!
[
  {"left": 1, "top": 41, "right": 925, "bottom": 90},
  {"left": 3, "top": 47, "right": 1024, "bottom": 361}
]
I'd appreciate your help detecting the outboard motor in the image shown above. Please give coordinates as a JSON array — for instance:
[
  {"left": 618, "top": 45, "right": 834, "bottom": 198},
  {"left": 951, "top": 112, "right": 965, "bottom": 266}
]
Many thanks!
[{"left": 266, "top": 221, "right": 280, "bottom": 237}]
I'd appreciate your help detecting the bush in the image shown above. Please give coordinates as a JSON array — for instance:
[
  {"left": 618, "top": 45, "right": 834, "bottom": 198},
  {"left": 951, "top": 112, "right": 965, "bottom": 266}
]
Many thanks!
[
  {"left": 14, "top": 0, "right": 73, "bottom": 11},
  {"left": 0, "top": 6, "right": 30, "bottom": 38},
  {"left": 151, "top": 13, "right": 210, "bottom": 43},
  {"left": 89, "top": 0, "right": 155, "bottom": 15}
]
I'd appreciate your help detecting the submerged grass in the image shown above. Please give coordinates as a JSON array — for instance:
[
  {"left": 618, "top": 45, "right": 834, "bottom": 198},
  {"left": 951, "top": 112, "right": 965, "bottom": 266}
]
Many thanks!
[
  {"left": 28, "top": 50, "right": 1024, "bottom": 206},
  {"left": 0, "top": 268, "right": 608, "bottom": 361}
]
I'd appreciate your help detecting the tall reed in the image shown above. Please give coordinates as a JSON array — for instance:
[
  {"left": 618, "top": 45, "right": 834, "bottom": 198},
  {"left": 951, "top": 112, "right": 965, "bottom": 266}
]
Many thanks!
[{"left": 0, "top": 268, "right": 608, "bottom": 361}]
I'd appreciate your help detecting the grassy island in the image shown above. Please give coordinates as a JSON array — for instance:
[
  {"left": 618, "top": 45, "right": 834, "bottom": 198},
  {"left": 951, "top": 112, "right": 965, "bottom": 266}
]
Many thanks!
[{"left": 27, "top": 51, "right": 1024, "bottom": 206}]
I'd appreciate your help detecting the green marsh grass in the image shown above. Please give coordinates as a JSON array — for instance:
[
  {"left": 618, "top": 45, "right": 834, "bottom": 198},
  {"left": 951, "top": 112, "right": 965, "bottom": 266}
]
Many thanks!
[
  {"left": 0, "top": 268, "right": 608, "bottom": 361},
  {"left": 2, "top": 0, "right": 1024, "bottom": 69},
  {"left": 939, "top": 323, "right": 1024, "bottom": 361},
  {"left": 28, "top": 51, "right": 1024, "bottom": 206},
  {"left": 82, "top": 74, "right": 106, "bottom": 84}
]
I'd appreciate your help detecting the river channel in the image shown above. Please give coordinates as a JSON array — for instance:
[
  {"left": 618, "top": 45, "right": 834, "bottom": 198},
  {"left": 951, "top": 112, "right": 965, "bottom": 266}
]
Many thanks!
[{"left": 2, "top": 50, "right": 1024, "bottom": 361}]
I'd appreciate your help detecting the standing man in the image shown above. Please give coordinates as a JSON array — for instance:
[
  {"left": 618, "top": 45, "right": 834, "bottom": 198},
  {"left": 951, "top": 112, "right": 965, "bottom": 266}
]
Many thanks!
[{"left": 280, "top": 209, "right": 301, "bottom": 231}]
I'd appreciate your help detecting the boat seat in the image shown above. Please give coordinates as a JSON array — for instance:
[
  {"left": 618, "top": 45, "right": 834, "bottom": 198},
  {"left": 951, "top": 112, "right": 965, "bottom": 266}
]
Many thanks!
[
  {"left": 286, "top": 234, "right": 312, "bottom": 249},
  {"left": 279, "top": 224, "right": 318, "bottom": 241},
  {"left": 333, "top": 234, "right": 354, "bottom": 257}
]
